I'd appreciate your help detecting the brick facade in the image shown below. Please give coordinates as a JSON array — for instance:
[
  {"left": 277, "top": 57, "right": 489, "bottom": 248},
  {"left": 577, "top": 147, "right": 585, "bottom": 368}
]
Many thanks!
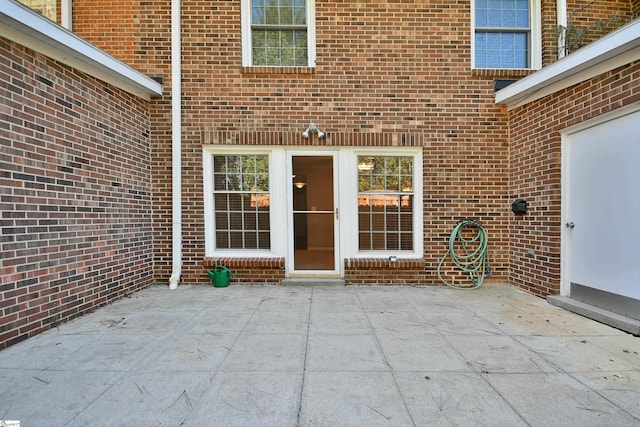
[
  {"left": 147, "top": 0, "right": 516, "bottom": 287},
  {"left": 2, "top": 0, "right": 637, "bottom": 348},
  {"left": 0, "top": 39, "right": 154, "bottom": 349},
  {"left": 70, "top": 0, "right": 636, "bottom": 290}
]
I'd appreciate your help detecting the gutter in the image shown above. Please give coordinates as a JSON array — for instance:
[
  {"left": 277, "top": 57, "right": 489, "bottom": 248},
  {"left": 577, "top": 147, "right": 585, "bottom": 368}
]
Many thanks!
[{"left": 168, "top": 0, "right": 182, "bottom": 289}]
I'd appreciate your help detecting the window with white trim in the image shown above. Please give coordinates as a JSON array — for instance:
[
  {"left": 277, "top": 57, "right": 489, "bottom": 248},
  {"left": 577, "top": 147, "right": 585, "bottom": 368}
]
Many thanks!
[
  {"left": 212, "top": 154, "right": 271, "bottom": 250},
  {"left": 203, "top": 148, "right": 422, "bottom": 261},
  {"left": 241, "top": 0, "right": 316, "bottom": 67},
  {"left": 472, "top": 0, "right": 541, "bottom": 69},
  {"left": 357, "top": 156, "right": 415, "bottom": 251}
]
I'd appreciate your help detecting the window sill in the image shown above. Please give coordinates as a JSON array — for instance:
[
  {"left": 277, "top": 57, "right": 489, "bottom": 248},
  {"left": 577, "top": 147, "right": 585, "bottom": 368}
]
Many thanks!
[
  {"left": 241, "top": 66, "right": 316, "bottom": 76},
  {"left": 472, "top": 68, "right": 536, "bottom": 78}
]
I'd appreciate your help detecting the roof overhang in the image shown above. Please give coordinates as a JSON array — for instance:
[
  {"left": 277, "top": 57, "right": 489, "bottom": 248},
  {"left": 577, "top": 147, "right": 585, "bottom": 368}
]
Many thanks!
[
  {"left": 0, "top": 0, "right": 163, "bottom": 101},
  {"left": 496, "top": 18, "right": 640, "bottom": 111}
]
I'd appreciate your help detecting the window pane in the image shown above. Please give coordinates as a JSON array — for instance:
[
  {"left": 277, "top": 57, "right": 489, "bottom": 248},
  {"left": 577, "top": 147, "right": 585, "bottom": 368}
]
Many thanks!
[
  {"left": 476, "top": 8, "right": 487, "bottom": 27},
  {"left": 264, "top": 6, "right": 280, "bottom": 24},
  {"left": 253, "top": 28, "right": 308, "bottom": 66},
  {"left": 252, "top": 7, "right": 265, "bottom": 25},
  {"left": 252, "top": 28, "right": 266, "bottom": 51},
  {"left": 503, "top": 9, "right": 516, "bottom": 27},
  {"left": 213, "top": 154, "right": 270, "bottom": 250},
  {"left": 357, "top": 156, "right": 414, "bottom": 251},
  {"left": 475, "top": 31, "right": 528, "bottom": 68},
  {"left": 265, "top": 47, "right": 282, "bottom": 65},
  {"left": 372, "top": 233, "right": 386, "bottom": 250},
  {"left": 244, "top": 232, "right": 258, "bottom": 248},
  {"left": 281, "top": 31, "right": 294, "bottom": 46},
  {"left": 280, "top": 6, "right": 293, "bottom": 24},
  {"left": 258, "top": 232, "right": 270, "bottom": 249},
  {"left": 400, "top": 233, "right": 412, "bottom": 250},
  {"left": 475, "top": 0, "right": 530, "bottom": 69},
  {"left": 216, "top": 232, "right": 229, "bottom": 248},
  {"left": 513, "top": 33, "right": 528, "bottom": 68},
  {"left": 359, "top": 233, "right": 371, "bottom": 250},
  {"left": 294, "top": 4, "right": 306, "bottom": 25},
  {"left": 253, "top": 48, "right": 267, "bottom": 66},
  {"left": 251, "top": 0, "right": 308, "bottom": 66},
  {"left": 516, "top": 9, "right": 529, "bottom": 27},
  {"left": 230, "top": 232, "right": 244, "bottom": 248},
  {"left": 387, "top": 234, "right": 399, "bottom": 250},
  {"left": 480, "top": 0, "right": 527, "bottom": 28}
]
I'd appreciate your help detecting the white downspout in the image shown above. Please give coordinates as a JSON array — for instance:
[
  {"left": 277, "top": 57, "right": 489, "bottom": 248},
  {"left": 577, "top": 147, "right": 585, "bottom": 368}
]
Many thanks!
[
  {"left": 557, "top": 0, "right": 568, "bottom": 59},
  {"left": 168, "top": 0, "right": 182, "bottom": 290}
]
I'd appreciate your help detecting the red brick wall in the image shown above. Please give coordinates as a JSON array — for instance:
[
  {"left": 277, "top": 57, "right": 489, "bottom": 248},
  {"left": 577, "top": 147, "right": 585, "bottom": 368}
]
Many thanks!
[
  {"left": 71, "top": 1, "right": 174, "bottom": 282},
  {"left": 172, "top": 0, "right": 517, "bottom": 286},
  {"left": 71, "top": 0, "right": 139, "bottom": 64},
  {"left": 203, "top": 258, "right": 285, "bottom": 285},
  {"left": 567, "top": 0, "right": 633, "bottom": 24},
  {"left": 345, "top": 259, "right": 428, "bottom": 286},
  {"left": 507, "top": 61, "right": 640, "bottom": 297},
  {"left": 75, "top": 1, "right": 510, "bottom": 286},
  {"left": 75, "top": 0, "right": 632, "bottom": 288},
  {"left": 70, "top": 1, "right": 636, "bottom": 291},
  {"left": 0, "top": 39, "right": 154, "bottom": 349}
]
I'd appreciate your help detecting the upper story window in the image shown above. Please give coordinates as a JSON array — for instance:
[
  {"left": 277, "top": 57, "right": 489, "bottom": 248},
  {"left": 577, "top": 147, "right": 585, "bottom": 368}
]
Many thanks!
[
  {"left": 17, "top": 0, "right": 56, "bottom": 21},
  {"left": 472, "top": 0, "right": 541, "bottom": 70},
  {"left": 241, "top": 0, "right": 316, "bottom": 67}
]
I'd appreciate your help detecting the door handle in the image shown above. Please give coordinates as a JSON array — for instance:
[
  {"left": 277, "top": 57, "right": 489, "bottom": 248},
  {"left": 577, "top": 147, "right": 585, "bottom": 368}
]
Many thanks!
[{"left": 565, "top": 222, "right": 575, "bottom": 229}]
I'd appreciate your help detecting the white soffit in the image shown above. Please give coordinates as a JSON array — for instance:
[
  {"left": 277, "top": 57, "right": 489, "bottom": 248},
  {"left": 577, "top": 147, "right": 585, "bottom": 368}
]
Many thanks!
[
  {"left": 496, "top": 18, "right": 640, "bottom": 110},
  {"left": 0, "top": 0, "right": 162, "bottom": 101}
]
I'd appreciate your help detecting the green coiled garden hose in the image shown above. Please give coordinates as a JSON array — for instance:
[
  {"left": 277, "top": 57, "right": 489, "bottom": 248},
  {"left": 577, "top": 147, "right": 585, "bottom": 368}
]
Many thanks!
[{"left": 437, "top": 219, "right": 490, "bottom": 290}]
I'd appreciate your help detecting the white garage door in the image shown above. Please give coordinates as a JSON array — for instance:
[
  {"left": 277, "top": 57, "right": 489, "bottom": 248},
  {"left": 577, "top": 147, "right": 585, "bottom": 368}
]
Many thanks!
[{"left": 563, "top": 106, "right": 640, "bottom": 307}]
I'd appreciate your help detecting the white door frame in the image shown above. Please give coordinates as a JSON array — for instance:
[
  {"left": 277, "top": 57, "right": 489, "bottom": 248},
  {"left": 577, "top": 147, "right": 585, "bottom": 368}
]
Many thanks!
[{"left": 286, "top": 150, "right": 341, "bottom": 277}]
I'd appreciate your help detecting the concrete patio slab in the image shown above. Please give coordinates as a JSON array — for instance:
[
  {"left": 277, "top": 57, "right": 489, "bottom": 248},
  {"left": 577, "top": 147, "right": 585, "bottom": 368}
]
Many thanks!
[
  {"left": 299, "top": 371, "right": 414, "bottom": 426},
  {"left": 183, "top": 370, "right": 303, "bottom": 427},
  {"left": 394, "top": 371, "right": 528, "bottom": 426},
  {"left": 485, "top": 372, "right": 638, "bottom": 426},
  {"left": 0, "top": 284, "right": 638, "bottom": 426},
  {"left": 377, "top": 334, "right": 471, "bottom": 372},
  {"left": 573, "top": 370, "right": 640, "bottom": 419}
]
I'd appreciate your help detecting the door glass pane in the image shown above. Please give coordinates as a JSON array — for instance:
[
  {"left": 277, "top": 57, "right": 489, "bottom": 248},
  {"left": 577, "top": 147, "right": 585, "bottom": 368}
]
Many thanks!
[{"left": 293, "top": 213, "right": 334, "bottom": 270}]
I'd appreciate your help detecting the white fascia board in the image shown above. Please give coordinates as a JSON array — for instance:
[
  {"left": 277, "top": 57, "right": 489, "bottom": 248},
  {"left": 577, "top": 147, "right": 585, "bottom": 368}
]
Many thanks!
[
  {"left": 496, "top": 18, "right": 640, "bottom": 110},
  {"left": 0, "top": 0, "right": 162, "bottom": 101}
]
